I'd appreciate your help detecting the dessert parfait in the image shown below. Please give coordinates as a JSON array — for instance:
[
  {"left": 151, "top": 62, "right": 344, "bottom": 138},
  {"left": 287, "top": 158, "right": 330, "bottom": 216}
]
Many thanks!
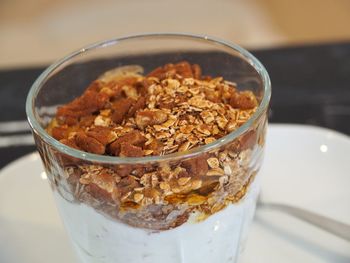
[
  {"left": 34, "top": 60, "right": 267, "bottom": 263},
  {"left": 27, "top": 31, "right": 271, "bottom": 263}
]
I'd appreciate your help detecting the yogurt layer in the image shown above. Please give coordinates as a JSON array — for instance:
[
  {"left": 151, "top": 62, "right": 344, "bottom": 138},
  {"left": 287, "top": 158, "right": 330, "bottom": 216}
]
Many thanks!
[{"left": 54, "top": 178, "right": 259, "bottom": 263}]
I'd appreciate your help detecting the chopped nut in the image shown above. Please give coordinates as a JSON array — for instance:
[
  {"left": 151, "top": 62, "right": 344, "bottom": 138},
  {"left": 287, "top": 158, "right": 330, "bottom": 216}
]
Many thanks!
[
  {"left": 182, "top": 155, "right": 209, "bottom": 176},
  {"left": 90, "top": 172, "right": 115, "bottom": 193},
  {"left": 135, "top": 109, "right": 168, "bottom": 129},
  {"left": 109, "top": 130, "right": 146, "bottom": 155},
  {"left": 120, "top": 143, "right": 144, "bottom": 157},
  {"left": 51, "top": 126, "right": 68, "bottom": 140},
  {"left": 94, "top": 115, "right": 111, "bottom": 127},
  {"left": 74, "top": 132, "right": 105, "bottom": 154},
  {"left": 239, "top": 130, "right": 257, "bottom": 150},
  {"left": 128, "top": 97, "right": 146, "bottom": 117},
  {"left": 145, "top": 138, "right": 163, "bottom": 155},
  {"left": 111, "top": 98, "right": 133, "bottom": 124},
  {"left": 86, "top": 126, "right": 117, "bottom": 145},
  {"left": 230, "top": 91, "right": 258, "bottom": 110}
]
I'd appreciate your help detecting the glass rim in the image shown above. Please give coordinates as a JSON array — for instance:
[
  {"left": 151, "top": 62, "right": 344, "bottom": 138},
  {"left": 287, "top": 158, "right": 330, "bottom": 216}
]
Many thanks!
[{"left": 26, "top": 32, "right": 271, "bottom": 164}]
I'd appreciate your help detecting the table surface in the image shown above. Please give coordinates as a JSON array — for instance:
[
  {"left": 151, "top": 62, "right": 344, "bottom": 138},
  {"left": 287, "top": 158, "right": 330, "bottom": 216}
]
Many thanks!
[{"left": 0, "top": 42, "right": 349, "bottom": 168}]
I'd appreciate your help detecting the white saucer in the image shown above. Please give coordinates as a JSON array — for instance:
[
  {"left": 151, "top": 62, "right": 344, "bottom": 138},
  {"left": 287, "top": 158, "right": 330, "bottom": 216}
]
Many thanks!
[{"left": 0, "top": 124, "right": 349, "bottom": 263}]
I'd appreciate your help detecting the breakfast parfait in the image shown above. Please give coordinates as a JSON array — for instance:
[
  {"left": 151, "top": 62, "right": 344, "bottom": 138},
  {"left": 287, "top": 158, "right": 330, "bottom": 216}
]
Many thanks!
[{"left": 34, "top": 61, "right": 267, "bottom": 263}]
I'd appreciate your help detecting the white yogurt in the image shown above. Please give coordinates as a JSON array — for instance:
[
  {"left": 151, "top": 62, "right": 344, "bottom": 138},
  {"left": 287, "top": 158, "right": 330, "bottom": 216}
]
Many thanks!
[{"left": 53, "top": 180, "right": 259, "bottom": 263}]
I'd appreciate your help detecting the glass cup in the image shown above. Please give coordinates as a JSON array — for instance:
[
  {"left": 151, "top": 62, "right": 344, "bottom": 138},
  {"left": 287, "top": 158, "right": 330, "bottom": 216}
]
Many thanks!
[{"left": 26, "top": 33, "right": 271, "bottom": 263}]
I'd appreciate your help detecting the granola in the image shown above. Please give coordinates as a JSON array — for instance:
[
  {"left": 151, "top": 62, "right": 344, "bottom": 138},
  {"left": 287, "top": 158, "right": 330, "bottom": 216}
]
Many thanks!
[{"left": 46, "top": 61, "right": 264, "bottom": 230}]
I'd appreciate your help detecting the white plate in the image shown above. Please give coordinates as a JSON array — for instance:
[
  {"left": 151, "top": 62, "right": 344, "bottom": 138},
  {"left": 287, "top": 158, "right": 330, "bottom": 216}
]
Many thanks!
[{"left": 0, "top": 124, "right": 349, "bottom": 263}]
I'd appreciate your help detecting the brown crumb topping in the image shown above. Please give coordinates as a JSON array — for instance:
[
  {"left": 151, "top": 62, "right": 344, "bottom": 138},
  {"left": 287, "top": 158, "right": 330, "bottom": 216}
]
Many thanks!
[
  {"left": 46, "top": 61, "right": 265, "bottom": 230},
  {"left": 48, "top": 61, "right": 257, "bottom": 157}
]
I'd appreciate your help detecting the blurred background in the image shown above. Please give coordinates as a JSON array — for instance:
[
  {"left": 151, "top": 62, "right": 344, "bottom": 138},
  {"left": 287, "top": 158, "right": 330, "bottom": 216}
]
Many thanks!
[{"left": 1, "top": 0, "right": 350, "bottom": 69}]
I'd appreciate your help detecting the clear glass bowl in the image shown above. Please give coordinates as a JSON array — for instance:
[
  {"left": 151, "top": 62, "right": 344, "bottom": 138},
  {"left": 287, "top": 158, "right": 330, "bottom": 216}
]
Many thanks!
[{"left": 26, "top": 33, "right": 271, "bottom": 263}]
